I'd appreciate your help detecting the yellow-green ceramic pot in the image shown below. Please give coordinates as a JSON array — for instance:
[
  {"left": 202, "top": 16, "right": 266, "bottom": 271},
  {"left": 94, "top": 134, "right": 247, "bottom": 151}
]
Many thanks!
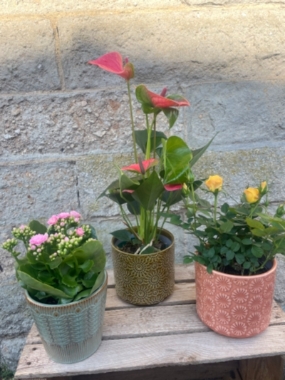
[{"left": 111, "top": 229, "right": 174, "bottom": 306}]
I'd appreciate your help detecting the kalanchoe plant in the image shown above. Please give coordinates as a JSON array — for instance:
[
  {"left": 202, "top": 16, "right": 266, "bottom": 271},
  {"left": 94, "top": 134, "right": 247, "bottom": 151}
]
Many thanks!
[
  {"left": 170, "top": 176, "right": 285, "bottom": 275},
  {"left": 2, "top": 211, "right": 106, "bottom": 304},
  {"left": 89, "top": 52, "right": 211, "bottom": 254}
]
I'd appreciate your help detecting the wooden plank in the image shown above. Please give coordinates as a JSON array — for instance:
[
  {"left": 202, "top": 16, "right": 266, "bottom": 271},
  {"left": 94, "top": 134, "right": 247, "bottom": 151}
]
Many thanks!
[
  {"left": 238, "top": 355, "right": 284, "bottom": 380},
  {"left": 175, "top": 264, "right": 195, "bottom": 283},
  {"left": 15, "top": 325, "right": 285, "bottom": 379},
  {"left": 106, "top": 264, "right": 195, "bottom": 287},
  {"left": 106, "top": 282, "right": 196, "bottom": 309},
  {"left": 26, "top": 304, "right": 209, "bottom": 345},
  {"left": 70, "top": 361, "right": 238, "bottom": 380},
  {"left": 26, "top": 300, "right": 285, "bottom": 345}
]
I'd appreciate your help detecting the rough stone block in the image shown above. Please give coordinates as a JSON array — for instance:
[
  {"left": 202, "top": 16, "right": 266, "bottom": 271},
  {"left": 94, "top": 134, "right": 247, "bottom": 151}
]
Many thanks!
[
  {"left": 0, "top": 227, "right": 17, "bottom": 287},
  {"left": 0, "top": 160, "right": 79, "bottom": 226},
  {"left": 76, "top": 145, "right": 285, "bottom": 223},
  {"left": 185, "top": 81, "right": 285, "bottom": 150},
  {"left": 76, "top": 153, "right": 131, "bottom": 219},
  {"left": 0, "top": 19, "right": 60, "bottom": 93},
  {"left": 59, "top": 8, "right": 285, "bottom": 89},
  {"left": 0, "top": 90, "right": 182, "bottom": 158},
  {"left": 0, "top": 336, "right": 27, "bottom": 372},
  {"left": 1, "top": 0, "right": 285, "bottom": 15},
  {"left": 0, "top": 284, "right": 32, "bottom": 340},
  {"left": 1, "top": 0, "right": 182, "bottom": 14},
  {"left": 193, "top": 146, "right": 285, "bottom": 205}
]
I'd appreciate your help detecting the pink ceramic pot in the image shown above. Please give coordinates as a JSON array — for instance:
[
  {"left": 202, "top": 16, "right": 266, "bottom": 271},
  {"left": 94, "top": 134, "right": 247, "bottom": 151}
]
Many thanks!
[{"left": 195, "top": 259, "right": 277, "bottom": 338}]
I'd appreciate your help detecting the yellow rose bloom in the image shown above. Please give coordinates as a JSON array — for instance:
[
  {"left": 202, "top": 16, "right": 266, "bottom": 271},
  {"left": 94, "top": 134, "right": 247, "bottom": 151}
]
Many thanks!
[
  {"left": 205, "top": 175, "right": 223, "bottom": 192},
  {"left": 244, "top": 187, "right": 260, "bottom": 204},
  {"left": 261, "top": 181, "right": 267, "bottom": 192}
]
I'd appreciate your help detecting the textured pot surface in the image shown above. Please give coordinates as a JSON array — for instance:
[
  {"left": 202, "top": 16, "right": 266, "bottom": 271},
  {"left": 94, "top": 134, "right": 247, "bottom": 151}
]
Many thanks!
[
  {"left": 25, "top": 270, "right": 108, "bottom": 363},
  {"left": 195, "top": 260, "right": 277, "bottom": 338},
  {"left": 111, "top": 229, "right": 174, "bottom": 306}
]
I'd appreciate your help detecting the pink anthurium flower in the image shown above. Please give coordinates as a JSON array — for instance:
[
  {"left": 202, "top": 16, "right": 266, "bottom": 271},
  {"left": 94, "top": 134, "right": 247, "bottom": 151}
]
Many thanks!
[
  {"left": 122, "top": 158, "right": 158, "bottom": 174},
  {"left": 164, "top": 184, "right": 183, "bottom": 191},
  {"left": 88, "top": 52, "right": 134, "bottom": 80},
  {"left": 136, "top": 84, "right": 190, "bottom": 109}
]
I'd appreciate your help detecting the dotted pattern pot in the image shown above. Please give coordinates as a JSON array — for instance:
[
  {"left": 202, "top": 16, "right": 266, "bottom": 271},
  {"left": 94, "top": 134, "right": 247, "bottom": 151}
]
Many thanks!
[
  {"left": 195, "top": 260, "right": 277, "bottom": 338},
  {"left": 25, "top": 271, "right": 108, "bottom": 363},
  {"left": 111, "top": 229, "right": 174, "bottom": 306}
]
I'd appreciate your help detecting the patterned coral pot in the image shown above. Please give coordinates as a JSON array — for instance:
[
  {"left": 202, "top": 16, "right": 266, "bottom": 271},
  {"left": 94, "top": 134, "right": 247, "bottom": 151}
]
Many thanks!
[
  {"left": 111, "top": 229, "right": 174, "bottom": 306},
  {"left": 195, "top": 260, "right": 277, "bottom": 338},
  {"left": 25, "top": 271, "right": 108, "bottom": 363}
]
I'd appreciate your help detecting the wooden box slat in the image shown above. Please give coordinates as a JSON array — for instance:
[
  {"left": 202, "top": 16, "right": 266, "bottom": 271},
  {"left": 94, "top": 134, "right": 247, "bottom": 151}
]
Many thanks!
[
  {"left": 26, "top": 300, "right": 285, "bottom": 345},
  {"left": 16, "top": 325, "right": 285, "bottom": 379},
  {"left": 106, "top": 281, "right": 196, "bottom": 310}
]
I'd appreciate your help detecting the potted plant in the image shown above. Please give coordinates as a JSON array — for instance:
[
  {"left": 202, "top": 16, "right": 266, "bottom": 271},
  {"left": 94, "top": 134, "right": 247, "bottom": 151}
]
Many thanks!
[
  {"left": 2, "top": 211, "right": 107, "bottom": 363},
  {"left": 169, "top": 176, "right": 285, "bottom": 337},
  {"left": 88, "top": 52, "right": 211, "bottom": 305}
]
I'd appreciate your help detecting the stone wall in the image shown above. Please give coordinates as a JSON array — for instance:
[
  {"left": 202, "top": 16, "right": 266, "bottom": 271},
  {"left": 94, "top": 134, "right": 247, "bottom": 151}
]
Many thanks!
[{"left": 1, "top": 0, "right": 285, "bottom": 371}]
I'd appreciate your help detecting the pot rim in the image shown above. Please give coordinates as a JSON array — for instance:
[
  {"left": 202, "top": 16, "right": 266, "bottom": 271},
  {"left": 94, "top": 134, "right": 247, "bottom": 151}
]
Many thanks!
[
  {"left": 111, "top": 227, "right": 174, "bottom": 257},
  {"left": 195, "top": 258, "right": 277, "bottom": 279},
  {"left": 25, "top": 270, "right": 108, "bottom": 308}
]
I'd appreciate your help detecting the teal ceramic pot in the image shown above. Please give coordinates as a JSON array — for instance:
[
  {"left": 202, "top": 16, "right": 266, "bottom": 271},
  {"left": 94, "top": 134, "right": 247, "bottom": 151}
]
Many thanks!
[
  {"left": 111, "top": 229, "right": 174, "bottom": 306},
  {"left": 25, "top": 271, "right": 108, "bottom": 364}
]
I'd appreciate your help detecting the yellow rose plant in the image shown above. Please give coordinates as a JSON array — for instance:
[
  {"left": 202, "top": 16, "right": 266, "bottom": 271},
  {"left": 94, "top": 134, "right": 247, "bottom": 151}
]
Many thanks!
[{"left": 169, "top": 177, "right": 285, "bottom": 275}]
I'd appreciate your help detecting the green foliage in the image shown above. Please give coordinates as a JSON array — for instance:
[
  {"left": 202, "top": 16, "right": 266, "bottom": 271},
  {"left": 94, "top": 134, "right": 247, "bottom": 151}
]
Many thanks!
[
  {"left": 163, "top": 136, "right": 192, "bottom": 185},
  {"left": 0, "top": 355, "right": 14, "bottom": 380},
  {"left": 134, "top": 130, "right": 167, "bottom": 153},
  {"left": 0, "top": 365, "right": 14, "bottom": 380},
  {"left": 2, "top": 213, "right": 106, "bottom": 304},
  {"left": 174, "top": 180, "right": 285, "bottom": 275}
]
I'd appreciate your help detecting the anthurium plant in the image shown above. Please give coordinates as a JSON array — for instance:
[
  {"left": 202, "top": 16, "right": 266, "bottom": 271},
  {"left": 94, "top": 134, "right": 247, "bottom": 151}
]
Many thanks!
[
  {"left": 170, "top": 176, "right": 285, "bottom": 275},
  {"left": 89, "top": 52, "right": 211, "bottom": 254},
  {"left": 2, "top": 211, "right": 106, "bottom": 304}
]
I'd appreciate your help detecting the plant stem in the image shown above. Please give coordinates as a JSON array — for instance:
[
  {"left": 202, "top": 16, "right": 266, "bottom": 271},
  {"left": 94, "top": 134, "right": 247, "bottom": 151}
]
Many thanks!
[
  {"left": 153, "top": 114, "right": 157, "bottom": 160},
  {"left": 214, "top": 192, "right": 218, "bottom": 224},
  {"left": 127, "top": 80, "right": 138, "bottom": 163},
  {"left": 119, "top": 204, "right": 137, "bottom": 236},
  {"left": 145, "top": 114, "right": 152, "bottom": 160}
]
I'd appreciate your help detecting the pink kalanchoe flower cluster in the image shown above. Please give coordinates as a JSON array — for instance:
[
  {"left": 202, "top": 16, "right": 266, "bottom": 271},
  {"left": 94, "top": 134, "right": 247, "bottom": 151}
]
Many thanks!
[
  {"left": 70, "top": 211, "right": 81, "bottom": 219},
  {"left": 30, "top": 233, "right": 48, "bottom": 247},
  {"left": 76, "top": 227, "right": 84, "bottom": 237},
  {"left": 47, "top": 211, "right": 82, "bottom": 225},
  {"left": 57, "top": 212, "right": 70, "bottom": 219},
  {"left": 47, "top": 215, "right": 59, "bottom": 225}
]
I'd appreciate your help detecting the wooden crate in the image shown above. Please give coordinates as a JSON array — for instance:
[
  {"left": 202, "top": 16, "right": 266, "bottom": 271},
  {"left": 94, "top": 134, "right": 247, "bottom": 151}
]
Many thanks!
[{"left": 15, "top": 265, "right": 285, "bottom": 380}]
